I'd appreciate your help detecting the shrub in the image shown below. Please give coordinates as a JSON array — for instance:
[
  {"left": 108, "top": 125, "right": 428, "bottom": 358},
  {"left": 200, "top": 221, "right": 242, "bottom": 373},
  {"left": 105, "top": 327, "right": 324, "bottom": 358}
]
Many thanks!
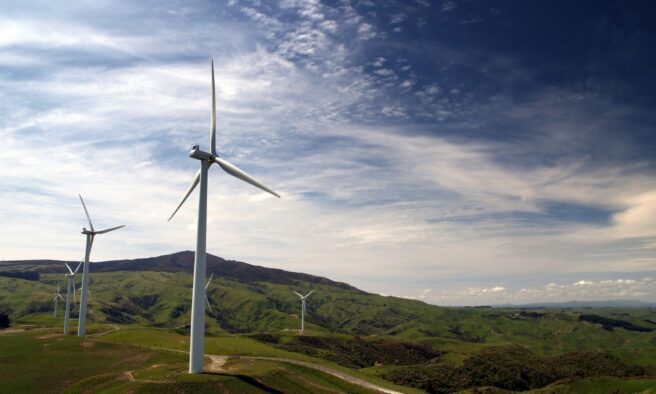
[
  {"left": 579, "top": 314, "right": 653, "bottom": 332},
  {"left": 382, "top": 346, "right": 647, "bottom": 393},
  {"left": 0, "top": 312, "right": 9, "bottom": 328},
  {"left": 277, "top": 336, "right": 441, "bottom": 368},
  {"left": 0, "top": 271, "right": 39, "bottom": 281}
]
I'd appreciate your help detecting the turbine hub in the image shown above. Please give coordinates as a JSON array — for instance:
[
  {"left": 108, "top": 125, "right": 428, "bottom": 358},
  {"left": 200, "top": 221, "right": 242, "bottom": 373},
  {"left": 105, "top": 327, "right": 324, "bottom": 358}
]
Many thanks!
[{"left": 189, "top": 145, "right": 214, "bottom": 161}]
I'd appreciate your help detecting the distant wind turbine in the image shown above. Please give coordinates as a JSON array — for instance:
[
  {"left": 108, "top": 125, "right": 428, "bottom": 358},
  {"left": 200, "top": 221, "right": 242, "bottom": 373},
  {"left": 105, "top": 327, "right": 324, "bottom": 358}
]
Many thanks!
[
  {"left": 77, "top": 194, "right": 124, "bottom": 337},
  {"left": 53, "top": 283, "right": 64, "bottom": 318},
  {"left": 63, "top": 262, "right": 82, "bottom": 335},
  {"left": 78, "top": 283, "right": 92, "bottom": 302},
  {"left": 205, "top": 273, "right": 214, "bottom": 313},
  {"left": 168, "top": 59, "right": 280, "bottom": 374},
  {"left": 293, "top": 289, "right": 315, "bottom": 334}
]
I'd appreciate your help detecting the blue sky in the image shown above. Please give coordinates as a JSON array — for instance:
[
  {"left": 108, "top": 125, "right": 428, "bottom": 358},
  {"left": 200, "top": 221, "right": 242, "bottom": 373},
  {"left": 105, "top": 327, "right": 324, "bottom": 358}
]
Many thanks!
[{"left": 1, "top": 0, "right": 655, "bottom": 304}]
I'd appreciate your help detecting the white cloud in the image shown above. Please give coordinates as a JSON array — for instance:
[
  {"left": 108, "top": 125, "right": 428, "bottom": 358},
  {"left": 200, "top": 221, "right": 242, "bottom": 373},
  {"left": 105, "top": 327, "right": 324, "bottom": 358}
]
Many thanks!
[
  {"left": 612, "top": 191, "right": 656, "bottom": 238},
  {"left": 390, "top": 13, "right": 406, "bottom": 24},
  {"left": 441, "top": 1, "right": 457, "bottom": 13},
  {"left": 357, "top": 23, "right": 376, "bottom": 40},
  {"left": 319, "top": 20, "right": 338, "bottom": 33},
  {"left": 0, "top": 2, "right": 654, "bottom": 305},
  {"left": 427, "top": 277, "right": 655, "bottom": 305}
]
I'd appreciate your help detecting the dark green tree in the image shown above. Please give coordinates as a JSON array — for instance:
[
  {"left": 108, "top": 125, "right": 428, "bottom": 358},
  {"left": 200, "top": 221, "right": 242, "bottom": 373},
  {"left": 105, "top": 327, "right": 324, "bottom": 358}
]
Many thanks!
[{"left": 0, "top": 312, "right": 10, "bottom": 328}]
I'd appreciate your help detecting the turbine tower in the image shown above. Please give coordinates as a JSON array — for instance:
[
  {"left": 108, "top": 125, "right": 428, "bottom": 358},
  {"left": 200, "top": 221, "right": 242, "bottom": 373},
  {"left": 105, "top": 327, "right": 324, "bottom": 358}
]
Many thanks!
[
  {"left": 63, "top": 262, "right": 82, "bottom": 335},
  {"left": 77, "top": 194, "right": 124, "bottom": 337},
  {"left": 53, "top": 283, "right": 64, "bottom": 317},
  {"left": 168, "top": 60, "right": 280, "bottom": 374},
  {"left": 293, "top": 289, "right": 314, "bottom": 334}
]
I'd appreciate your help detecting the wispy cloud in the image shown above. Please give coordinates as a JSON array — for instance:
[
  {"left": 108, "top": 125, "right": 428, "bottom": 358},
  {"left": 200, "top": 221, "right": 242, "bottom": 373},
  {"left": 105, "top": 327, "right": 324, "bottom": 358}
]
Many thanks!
[
  {"left": 0, "top": 1, "right": 654, "bottom": 304},
  {"left": 426, "top": 277, "right": 655, "bottom": 306}
]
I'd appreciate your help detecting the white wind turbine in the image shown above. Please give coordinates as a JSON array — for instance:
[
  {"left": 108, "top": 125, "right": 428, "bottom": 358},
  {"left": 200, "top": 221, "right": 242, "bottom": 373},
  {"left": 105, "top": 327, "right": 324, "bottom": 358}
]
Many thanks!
[
  {"left": 53, "top": 283, "right": 64, "bottom": 317},
  {"left": 293, "top": 289, "right": 314, "bottom": 334},
  {"left": 78, "top": 283, "right": 93, "bottom": 302},
  {"left": 77, "top": 194, "right": 124, "bottom": 337},
  {"left": 63, "top": 262, "right": 82, "bottom": 335},
  {"left": 205, "top": 273, "right": 214, "bottom": 313},
  {"left": 168, "top": 60, "right": 280, "bottom": 374}
]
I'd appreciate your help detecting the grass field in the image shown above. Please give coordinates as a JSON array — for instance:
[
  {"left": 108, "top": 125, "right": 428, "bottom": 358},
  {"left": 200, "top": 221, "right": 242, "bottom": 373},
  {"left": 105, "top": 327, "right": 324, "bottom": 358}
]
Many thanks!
[
  {"left": 530, "top": 376, "right": 656, "bottom": 393},
  {"left": 0, "top": 328, "right": 392, "bottom": 393},
  {"left": 100, "top": 327, "right": 420, "bottom": 393}
]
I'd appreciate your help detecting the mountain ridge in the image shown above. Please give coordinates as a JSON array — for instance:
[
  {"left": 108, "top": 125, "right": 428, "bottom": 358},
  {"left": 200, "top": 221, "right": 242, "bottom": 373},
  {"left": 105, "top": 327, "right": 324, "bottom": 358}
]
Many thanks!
[{"left": 0, "top": 251, "right": 363, "bottom": 293}]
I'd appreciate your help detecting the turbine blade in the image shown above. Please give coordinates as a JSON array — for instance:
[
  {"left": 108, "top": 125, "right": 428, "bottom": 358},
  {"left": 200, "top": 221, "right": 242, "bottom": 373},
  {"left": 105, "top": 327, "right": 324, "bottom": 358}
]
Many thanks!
[
  {"left": 205, "top": 294, "right": 212, "bottom": 312},
  {"left": 293, "top": 291, "right": 303, "bottom": 298},
  {"left": 65, "top": 262, "right": 74, "bottom": 275},
  {"left": 58, "top": 294, "right": 65, "bottom": 301},
  {"left": 213, "top": 157, "right": 280, "bottom": 198},
  {"left": 210, "top": 59, "right": 216, "bottom": 155},
  {"left": 74, "top": 262, "right": 82, "bottom": 274},
  {"left": 79, "top": 194, "right": 94, "bottom": 231},
  {"left": 95, "top": 225, "right": 125, "bottom": 234},
  {"left": 304, "top": 289, "right": 315, "bottom": 298},
  {"left": 205, "top": 273, "right": 214, "bottom": 289},
  {"left": 168, "top": 169, "right": 201, "bottom": 221}
]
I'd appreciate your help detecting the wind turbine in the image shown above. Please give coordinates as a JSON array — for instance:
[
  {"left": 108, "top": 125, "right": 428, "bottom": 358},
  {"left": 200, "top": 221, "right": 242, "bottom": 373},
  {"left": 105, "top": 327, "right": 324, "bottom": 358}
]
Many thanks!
[
  {"left": 78, "top": 283, "right": 92, "bottom": 302},
  {"left": 168, "top": 60, "right": 280, "bottom": 374},
  {"left": 293, "top": 289, "right": 314, "bottom": 334},
  {"left": 53, "top": 283, "right": 64, "bottom": 318},
  {"left": 63, "top": 262, "right": 82, "bottom": 335},
  {"left": 77, "top": 194, "right": 124, "bottom": 337},
  {"left": 205, "top": 273, "right": 214, "bottom": 313},
  {"left": 72, "top": 261, "right": 84, "bottom": 307}
]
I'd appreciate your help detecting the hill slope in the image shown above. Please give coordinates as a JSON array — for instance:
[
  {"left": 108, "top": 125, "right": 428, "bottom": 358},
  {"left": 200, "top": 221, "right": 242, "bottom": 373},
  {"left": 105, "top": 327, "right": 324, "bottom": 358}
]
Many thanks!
[
  {"left": 1, "top": 251, "right": 655, "bottom": 340},
  {"left": 2, "top": 251, "right": 656, "bottom": 392}
]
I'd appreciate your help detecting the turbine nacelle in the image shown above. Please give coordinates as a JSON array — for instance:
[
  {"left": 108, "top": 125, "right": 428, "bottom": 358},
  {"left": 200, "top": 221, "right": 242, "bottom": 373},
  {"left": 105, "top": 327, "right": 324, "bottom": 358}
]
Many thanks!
[{"left": 189, "top": 145, "right": 214, "bottom": 161}]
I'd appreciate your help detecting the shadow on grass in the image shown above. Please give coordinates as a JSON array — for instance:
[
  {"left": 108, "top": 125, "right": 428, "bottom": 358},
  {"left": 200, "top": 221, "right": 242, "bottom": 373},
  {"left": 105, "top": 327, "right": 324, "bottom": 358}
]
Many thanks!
[{"left": 204, "top": 372, "right": 283, "bottom": 394}]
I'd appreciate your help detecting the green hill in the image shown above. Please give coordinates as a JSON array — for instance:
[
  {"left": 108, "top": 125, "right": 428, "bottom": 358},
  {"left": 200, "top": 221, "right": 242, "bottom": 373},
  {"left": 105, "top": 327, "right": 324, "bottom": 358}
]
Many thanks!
[{"left": 1, "top": 251, "right": 655, "bottom": 393}]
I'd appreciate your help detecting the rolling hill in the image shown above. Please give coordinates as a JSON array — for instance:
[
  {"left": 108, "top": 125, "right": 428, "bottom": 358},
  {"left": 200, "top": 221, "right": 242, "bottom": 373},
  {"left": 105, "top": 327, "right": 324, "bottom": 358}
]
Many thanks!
[{"left": 1, "top": 251, "right": 656, "bottom": 393}]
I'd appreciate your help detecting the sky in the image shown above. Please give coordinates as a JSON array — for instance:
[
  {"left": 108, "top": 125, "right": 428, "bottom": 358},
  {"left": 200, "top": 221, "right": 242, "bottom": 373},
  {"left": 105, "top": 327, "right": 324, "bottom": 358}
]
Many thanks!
[{"left": 1, "top": 0, "right": 655, "bottom": 305}]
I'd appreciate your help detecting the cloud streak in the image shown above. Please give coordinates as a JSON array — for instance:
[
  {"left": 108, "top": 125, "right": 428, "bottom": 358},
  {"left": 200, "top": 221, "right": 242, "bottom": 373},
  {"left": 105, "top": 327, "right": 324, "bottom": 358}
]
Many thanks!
[
  {"left": 0, "top": 1, "right": 655, "bottom": 304},
  {"left": 423, "top": 277, "right": 656, "bottom": 306}
]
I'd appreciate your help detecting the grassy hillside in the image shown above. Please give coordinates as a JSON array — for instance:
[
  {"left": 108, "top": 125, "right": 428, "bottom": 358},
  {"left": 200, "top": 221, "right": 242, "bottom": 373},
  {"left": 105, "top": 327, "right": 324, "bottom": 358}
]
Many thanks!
[
  {"left": 2, "top": 268, "right": 654, "bottom": 362},
  {"left": 1, "top": 251, "right": 655, "bottom": 393},
  {"left": 0, "top": 329, "right": 384, "bottom": 393}
]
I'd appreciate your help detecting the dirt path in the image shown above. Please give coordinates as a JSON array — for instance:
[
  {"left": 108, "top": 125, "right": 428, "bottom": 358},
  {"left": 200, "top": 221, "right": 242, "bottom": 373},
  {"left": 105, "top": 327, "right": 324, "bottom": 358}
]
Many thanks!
[
  {"left": 206, "top": 355, "right": 228, "bottom": 372},
  {"left": 152, "top": 347, "right": 404, "bottom": 393},
  {"left": 123, "top": 370, "right": 175, "bottom": 384},
  {"left": 89, "top": 324, "right": 120, "bottom": 337},
  {"left": 243, "top": 356, "right": 404, "bottom": 394},
  {"left": 91, "top": 325, "right": 405, "bottom": 394},
  {"left": 0, "top": 328, "right": 25, "bottom": 335}
]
